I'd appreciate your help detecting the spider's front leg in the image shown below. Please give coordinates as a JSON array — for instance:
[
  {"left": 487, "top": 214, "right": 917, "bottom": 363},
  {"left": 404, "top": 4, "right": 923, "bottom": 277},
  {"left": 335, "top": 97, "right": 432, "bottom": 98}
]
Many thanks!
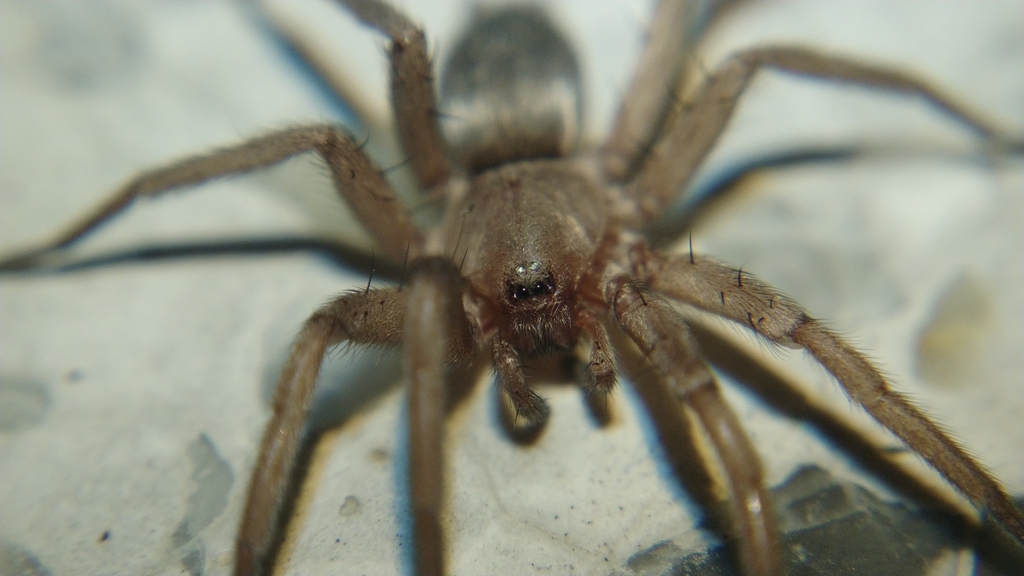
[
  {"left": 402, "top": 257, "right": 476, "bottom": 576},
  {"left": 236, "top": 287, "right": 408, "bottom": 575},
  {"left": 238, "top": 257, "right": 475, "bottom": 576},
  {"left": 606, "top": 276, "right": 781, "bottom": 576},
  {"left": 632, "top": 248, "right": 1024, "bottom": 550}
]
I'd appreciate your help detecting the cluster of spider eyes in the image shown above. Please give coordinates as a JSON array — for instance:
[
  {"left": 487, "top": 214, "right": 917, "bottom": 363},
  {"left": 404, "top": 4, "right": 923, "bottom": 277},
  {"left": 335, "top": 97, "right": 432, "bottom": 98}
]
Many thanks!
[
  {"left": 507, "top": 261, "right": 557, "bottom": 302},
  {"left": 508, "top": 276, "right": 556, "bottom": 301}
]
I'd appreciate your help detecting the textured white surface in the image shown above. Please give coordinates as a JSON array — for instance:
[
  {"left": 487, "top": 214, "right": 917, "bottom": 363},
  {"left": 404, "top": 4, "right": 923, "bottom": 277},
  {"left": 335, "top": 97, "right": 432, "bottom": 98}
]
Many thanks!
[{"left": 1, "top": 1, "right": 1022, "bottom": 575}]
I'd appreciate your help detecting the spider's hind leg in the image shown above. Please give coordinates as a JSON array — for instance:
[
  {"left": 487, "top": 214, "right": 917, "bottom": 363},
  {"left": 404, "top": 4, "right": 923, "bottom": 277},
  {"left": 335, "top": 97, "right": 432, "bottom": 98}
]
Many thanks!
[
  {"left": 626, "top": 45, "right": 1010, "bottom": 223},
  {"left": 338, "top": 0, "right": 451, "bottom": 190}
]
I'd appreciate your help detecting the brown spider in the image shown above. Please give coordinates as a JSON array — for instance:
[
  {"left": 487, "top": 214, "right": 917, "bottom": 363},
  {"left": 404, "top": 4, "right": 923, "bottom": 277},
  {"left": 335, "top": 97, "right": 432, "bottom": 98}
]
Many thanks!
[{"left": 1, "top": 1, "right": 1022, "bottom": 575}]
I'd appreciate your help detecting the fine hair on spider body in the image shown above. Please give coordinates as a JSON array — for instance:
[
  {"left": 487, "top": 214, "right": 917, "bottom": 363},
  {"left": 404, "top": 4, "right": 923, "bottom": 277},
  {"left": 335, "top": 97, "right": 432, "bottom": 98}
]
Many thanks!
[{"left": 1, "top": 2, "right": 1022, "bottom": 576}]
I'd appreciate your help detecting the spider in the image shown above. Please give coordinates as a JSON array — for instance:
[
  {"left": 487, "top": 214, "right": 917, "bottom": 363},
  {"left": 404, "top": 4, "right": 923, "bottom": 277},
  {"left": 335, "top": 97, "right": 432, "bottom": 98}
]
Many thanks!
[{"left": 0, "top": 1, "right": 1022, "bottom": 575}]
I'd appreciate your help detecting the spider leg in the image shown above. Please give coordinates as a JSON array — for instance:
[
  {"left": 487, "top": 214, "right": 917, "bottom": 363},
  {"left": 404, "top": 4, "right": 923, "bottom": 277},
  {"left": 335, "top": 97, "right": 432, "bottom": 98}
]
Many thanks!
[
  {"left": 339, "top": 0, "right": 451, "bottom": 190},
  {"left": 633, "top": 248, "right": 1024, "bottom": 548},
  {"left": 237, "top": 257, "right": 474, "bottom": 576},
  {"left": 493, "top": 338, "right": 550, "bottom": 427},
  {"left": 607, "top": 276, "right": 781, "bottom": 576},
  {"left": 601, "top": 0, "right": 711, "bottom": 182},
  {"left": 576, "top": 307, "right": 617, "bottom": 395},
  {"left": 403, "top": 257, "right": 476, "bottom": 576},
  {"left": 627, "top": 45, "right": 1009, "bottom": 221},
  {"left": 0, "top": 125, "right": 421, "bottom": 268},
  {"left": 236, "top": 287, "right": 408, "bottom": 576}
]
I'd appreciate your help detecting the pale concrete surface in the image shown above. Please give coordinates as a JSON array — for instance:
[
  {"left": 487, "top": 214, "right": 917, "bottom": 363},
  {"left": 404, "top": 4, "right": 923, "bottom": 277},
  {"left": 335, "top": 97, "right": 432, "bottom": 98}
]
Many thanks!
[{"left": 1, "top": 2, "right": 1021, "bottom": 575}]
